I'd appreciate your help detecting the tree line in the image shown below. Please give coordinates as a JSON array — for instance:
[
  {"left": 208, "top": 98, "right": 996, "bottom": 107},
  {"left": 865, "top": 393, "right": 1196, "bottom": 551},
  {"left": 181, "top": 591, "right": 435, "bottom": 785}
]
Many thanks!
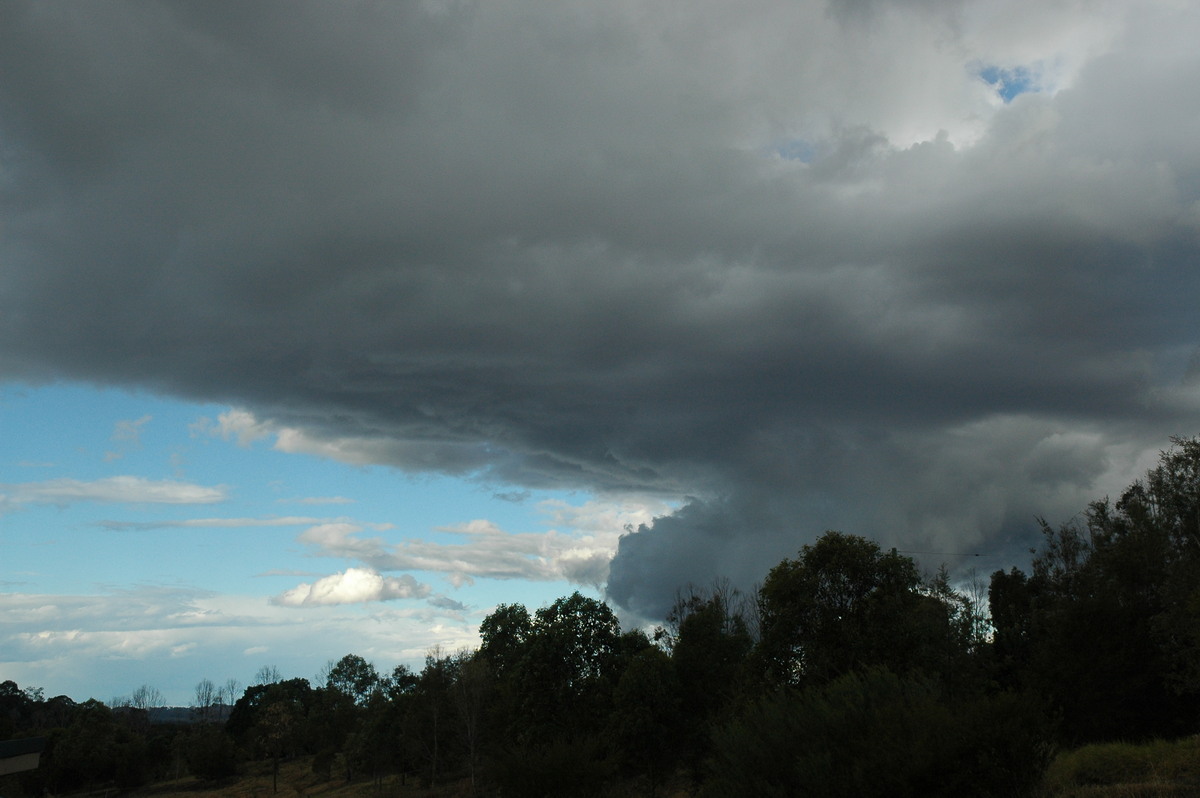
[{"left": 5, "top": 437, "right": 1200, "bottom": 796}]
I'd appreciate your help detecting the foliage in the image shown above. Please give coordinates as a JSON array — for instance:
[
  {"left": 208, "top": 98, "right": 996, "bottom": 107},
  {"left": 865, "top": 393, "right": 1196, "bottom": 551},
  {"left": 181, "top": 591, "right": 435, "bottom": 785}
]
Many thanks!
[
  {"left": 989, "top": 437, "right": 1200, "bottom": 743},
  {"left": 226, "top": 677, "right": 314, "bottom": 745},
  {"left": 478, "top": 602, "right": 533, "bottom": 677},
  {"left": 324, "top": 654, "right": 381, "bottom": 706},
  {"left": 182, "top": 723, "right": 239, "bottom": 781},
  {"left": 515, "top": 592, "right": 623, "bottom": 741},
  {"left": 606, "top": 646, "right": 681, "bottom": 785},
  {"left": 705, "top": 667, "right": 1052, "bottom": 798},
  {"left": 1043, "top": 737, "right": 1200, "bottom": 795},
  {"left": 409, "top": 649, "right": 462, "bottom": 786},
  {"left": 756, "top": 531, "right": 957, "bottom": 687},
  {"left": 486, "top": 734, "right": 613, "bottom": 798},
  {"left": 664, "top": 583, "right": 754, "bottom": 773}
]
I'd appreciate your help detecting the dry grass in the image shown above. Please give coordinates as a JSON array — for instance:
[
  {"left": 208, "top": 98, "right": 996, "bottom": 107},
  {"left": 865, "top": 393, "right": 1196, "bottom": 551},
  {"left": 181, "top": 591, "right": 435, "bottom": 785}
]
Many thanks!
[
  {"left": 124, "top": 758, "right": 476, "bottom": 798},
  {"left": 1042, "top": 737, "right": 1200, "bottom": 798},
  {"left": 117, "top": 759, "right": 702, "bottom": 798},
  {"left": 1054, "top": 787, "right": 1198, "bottom": 798},
  {"left": 71, "top": 741, "right": 1200, "bottom": 798}
]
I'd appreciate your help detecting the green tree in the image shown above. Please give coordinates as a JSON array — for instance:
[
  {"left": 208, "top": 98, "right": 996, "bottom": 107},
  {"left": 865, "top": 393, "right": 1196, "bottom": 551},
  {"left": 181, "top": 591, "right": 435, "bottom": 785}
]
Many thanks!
[
  {"left": 517, "top": 592, "right": 622, "bottom": 739},
  {"left": 42, "top": 698, "right": 151, "bottom": 793},
  {"left": 411, "top": 649, "right": 460, "bottom": 787},
  {"left": 226, "top": 677, "right": 313, "bottom": 744},
  {"left": 987, "top": 566, "right": 1033, "bottom": 684},
  {"left": 378, "top": 664, "right": 421, "bottom": 785},
  {"left": 345, "top": 691, "right": 398, "bottom": 789},
  {"left": 665, "top": 584, "right": 754, "bottom": 774},
  {"left": 260, "top": 700, "right": 300, "bottom": 793},
  {"left": 607, "top": 646, "right": 682, "bottom": 794},
  {"left": 985, "top": 437, "right": 1200, "bottom": 743},
  {"left": 478, "top": 602, "right": 532, "bottom": 678},
  {"left": 0, "top": 680, "right": 32, "bottom": 740},
  {"left": 453, "top": 653, "right": 490, "bottom": 792},
  {"left": 995, "top": 519, "right": 1186, "bottom": 740},
  {"left": 756, "top": 531, "right": 950, "bottom": 686},
  {"left": 182, "top": 723, "right": 238, "bottom": 781},
  {"left": 476, "top": 603, "right": 530, "bottom": 754},
  {"left": 324, "top": 653, "right": 380, "bottom": 706}
]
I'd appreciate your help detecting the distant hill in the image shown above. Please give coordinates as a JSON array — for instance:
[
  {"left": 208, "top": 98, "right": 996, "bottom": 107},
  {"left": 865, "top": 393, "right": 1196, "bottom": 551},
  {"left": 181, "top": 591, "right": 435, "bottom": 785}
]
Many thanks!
[{"left": 146, "top": 706, "right": 231, "bottom": 725}]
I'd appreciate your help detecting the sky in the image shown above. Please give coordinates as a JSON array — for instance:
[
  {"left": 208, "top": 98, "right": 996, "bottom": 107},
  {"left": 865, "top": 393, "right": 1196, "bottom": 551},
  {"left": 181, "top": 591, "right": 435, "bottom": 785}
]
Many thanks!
[{"left": 2, "top": 0, "right": 1200, "bottom": 705}]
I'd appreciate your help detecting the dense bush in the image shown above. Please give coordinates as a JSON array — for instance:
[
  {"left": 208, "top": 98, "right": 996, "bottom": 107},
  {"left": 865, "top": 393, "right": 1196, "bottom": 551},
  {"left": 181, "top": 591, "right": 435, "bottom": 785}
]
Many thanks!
[
  {"left": 704, "top": 667, "right": 1052, "bottom": 798},
  {"left": 485, "top": 735, "right": 613, "bottom": 797},
  {"left": 1043, "top": 737, "right": 1200, "bottom": 794},
  {"left": 182, "top": 724, "right": 239, "bottom": 781}
]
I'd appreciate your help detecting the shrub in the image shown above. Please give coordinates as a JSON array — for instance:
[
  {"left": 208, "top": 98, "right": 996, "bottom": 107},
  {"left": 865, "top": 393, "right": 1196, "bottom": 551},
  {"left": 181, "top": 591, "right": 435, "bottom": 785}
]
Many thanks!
[
  {"left": 184, "top": 724, "right": 239, "bottom": 781},
  {"left": 486, "top": 735, "right": 613, "bottom": 797},
  {"left": 704, "top": 667, "right": 1052, "bottom": 798},
  {"left": 1043, "top": 736, "right": 1200, "bottom": 794}
]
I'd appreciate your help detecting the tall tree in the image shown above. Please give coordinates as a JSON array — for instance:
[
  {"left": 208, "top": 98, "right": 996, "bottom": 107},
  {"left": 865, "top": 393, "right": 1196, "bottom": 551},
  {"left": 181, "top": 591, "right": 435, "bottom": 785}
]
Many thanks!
[
  {"left": 478, "top": 603, "right": 532, "bottom": 678},
  {"left": 411, "top": 649, "right": 459, "bottom": 787},
  {"left": 516, "top": 592, "right": 622, "bottom": 740},
  {"left": 671, "top": 590, "right": 753, "bottom": 773},
  {"left": 324, "top": 654, "right": 380, "bottom": 707},
  {"left": 193, "top": 678, "right": 217, "bottom": 723},
  {"left": 453, "top": 653, "right": 490, "bottom": 792},
  {"left": 220, "top": 678, "right": 241, "bottom": 711},
  {"left": 988, "top": 437, "right": 1200, "bottom": 742},
  {"left": 132, "top": 685, "right": 163, "bottom": 711},
  {"left": 607, "top": 646, "right": 681, "bottom": 794},
  {"left": 254, "top": 665, "right": 282, "bottom": 686},
  {"left": 756, "top": 532, "right": 951, "bottom": 686}
]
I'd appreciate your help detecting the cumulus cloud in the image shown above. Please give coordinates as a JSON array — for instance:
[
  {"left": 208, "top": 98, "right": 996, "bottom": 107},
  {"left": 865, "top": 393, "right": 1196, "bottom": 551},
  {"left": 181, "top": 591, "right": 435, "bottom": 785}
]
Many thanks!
[
  {"left": 272, "top": 568, "right": 431, "bottom": 607},
  {"left": 2, "top": 0, "right": 1200, "bottom": 619}
]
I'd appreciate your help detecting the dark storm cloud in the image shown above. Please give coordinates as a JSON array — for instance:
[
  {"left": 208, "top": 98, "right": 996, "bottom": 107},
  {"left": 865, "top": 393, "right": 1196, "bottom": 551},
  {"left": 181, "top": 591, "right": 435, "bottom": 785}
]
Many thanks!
[{"left": 3, "top": 0, "right": 1199, "bottom": 618}]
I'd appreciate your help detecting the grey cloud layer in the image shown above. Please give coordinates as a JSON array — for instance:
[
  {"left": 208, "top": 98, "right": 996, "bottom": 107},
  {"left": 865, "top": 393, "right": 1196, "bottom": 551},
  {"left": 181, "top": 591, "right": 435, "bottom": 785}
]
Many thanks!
[{"left": 3, "top": 0, "right": 1199, "bottom": 617}]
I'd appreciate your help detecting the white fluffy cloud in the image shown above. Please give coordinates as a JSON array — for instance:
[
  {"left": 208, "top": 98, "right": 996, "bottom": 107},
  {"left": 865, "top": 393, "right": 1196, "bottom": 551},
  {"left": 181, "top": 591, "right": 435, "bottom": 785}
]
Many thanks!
[{"left": 272, "top": 568, "right": 431, "bottom": 607}]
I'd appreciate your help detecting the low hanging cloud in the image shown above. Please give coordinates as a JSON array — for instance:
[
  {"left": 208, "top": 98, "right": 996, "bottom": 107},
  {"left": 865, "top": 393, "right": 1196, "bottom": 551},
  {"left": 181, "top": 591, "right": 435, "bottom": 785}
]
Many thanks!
[
  {"left": 272, "top": 568, "right": 431, "bottom": 607},
  {"left": 3, "top": 1, "right": 1200, "bottom": 620}
]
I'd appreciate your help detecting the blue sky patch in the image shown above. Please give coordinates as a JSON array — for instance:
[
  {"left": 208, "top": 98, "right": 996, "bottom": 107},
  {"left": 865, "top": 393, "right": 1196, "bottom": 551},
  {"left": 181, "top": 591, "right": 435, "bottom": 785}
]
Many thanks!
[
  {"left": 774, "top": 139, "right": 817, "bottom": 162},
  {"left": 978, "top": 64, "right": 1038, "bottom": 103}
]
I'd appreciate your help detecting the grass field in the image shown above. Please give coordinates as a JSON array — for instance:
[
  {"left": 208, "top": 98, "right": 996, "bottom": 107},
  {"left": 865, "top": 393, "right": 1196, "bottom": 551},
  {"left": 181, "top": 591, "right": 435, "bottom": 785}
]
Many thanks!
[
  {"left": 125, "top": 758, "right": 474, "bottom": 798},
  {"left": 53, "top": 736, "right": 1200, "bottom": 798}
]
